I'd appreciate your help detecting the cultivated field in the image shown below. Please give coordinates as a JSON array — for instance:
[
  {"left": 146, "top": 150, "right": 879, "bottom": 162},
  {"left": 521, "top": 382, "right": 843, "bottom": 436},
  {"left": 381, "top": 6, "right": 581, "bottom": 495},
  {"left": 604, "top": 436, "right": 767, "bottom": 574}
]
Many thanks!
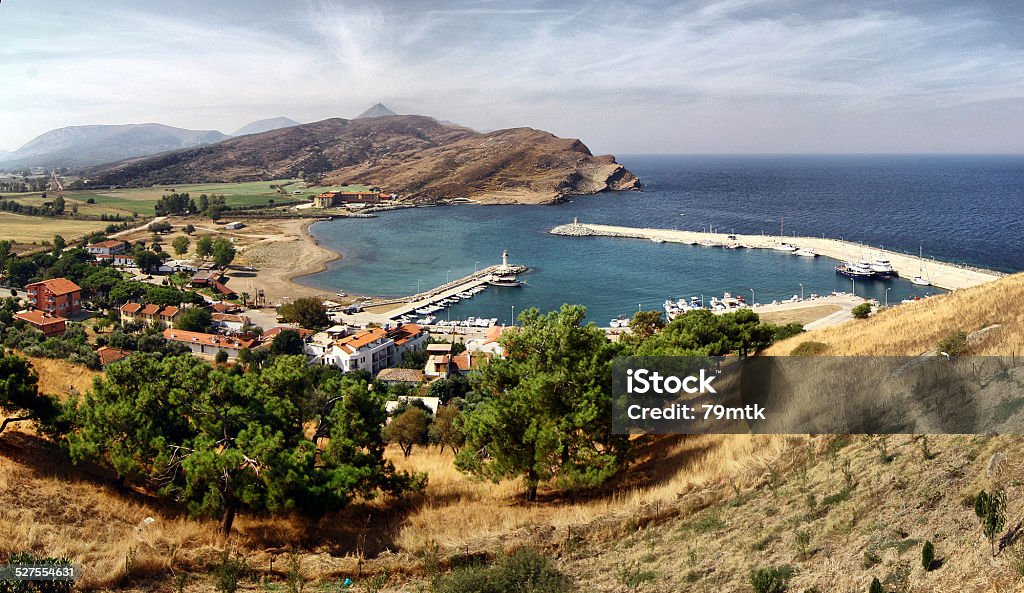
[
  {"left": 67, "top": 179, "right": 309, "bottom": 215},
  {"left": 0, "top": 212, "right": 112, "bottom": 244}
]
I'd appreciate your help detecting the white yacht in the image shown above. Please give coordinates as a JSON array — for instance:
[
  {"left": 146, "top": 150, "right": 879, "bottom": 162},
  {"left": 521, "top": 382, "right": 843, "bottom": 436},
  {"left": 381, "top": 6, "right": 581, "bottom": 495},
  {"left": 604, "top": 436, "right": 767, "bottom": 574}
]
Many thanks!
[
  {"left": 794, "top": 248, "right": 817, "bottom": 257},
  {"left": 870, "top": 258, "right": 896, "bottom": 277},
  {"left": 773, "top": 243, "right": 798, "bottom": 252}
]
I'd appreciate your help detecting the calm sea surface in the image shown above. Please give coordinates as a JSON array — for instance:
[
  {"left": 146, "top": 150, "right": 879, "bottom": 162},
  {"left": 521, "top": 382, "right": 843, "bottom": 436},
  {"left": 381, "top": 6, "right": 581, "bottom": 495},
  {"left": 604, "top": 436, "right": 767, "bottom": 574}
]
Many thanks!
[{"left": 303, "top": 155, "right": 1024, "bottom": 325}]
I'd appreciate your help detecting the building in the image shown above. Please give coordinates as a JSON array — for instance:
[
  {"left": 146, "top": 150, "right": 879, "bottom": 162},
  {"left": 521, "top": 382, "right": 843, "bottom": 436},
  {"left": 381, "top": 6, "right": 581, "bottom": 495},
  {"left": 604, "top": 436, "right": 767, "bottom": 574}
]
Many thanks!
[
  {"left": 466, "top": 325, "right": 510, "bottom": 356},
  {"left": 384, "top": 394, "right": 439, "bottom": 415},
  {"left": 425, "top": 348, "right": 484, "bottom": 378},
  {"left": 94, "top": 253, "right": 136, "bottom": 267},
  {"left": 96, "top": 346, "right": 132, "bottom": 367},
  {"left": 120, "top": 302, "right": 181, "bottom": 327},
  {"left": 312, "top": 191, "right": 397, "bottom": 208},
  {"left": 190, "top": 269, "right": 223, "bottom": 287},
  {"left": 26, "top": 278, "right": 82, "bottom": 315},
  {"left": 86, "top": 240, "right": 127, "bottom": 256},
  {"left": 163, "top": 328, "right": 256, "bottom": 359},
  {"left": 376, "top": 368, "right": 426, "bottom": 386},
  {"left": 313, "top": 324, "right": 426, "bottom": 375},
  {"left": 14, "top": 310, "right": 67, "bottom": 336},
  {"left": 211, "top": 313, "right": 250, "bottom": 332}
]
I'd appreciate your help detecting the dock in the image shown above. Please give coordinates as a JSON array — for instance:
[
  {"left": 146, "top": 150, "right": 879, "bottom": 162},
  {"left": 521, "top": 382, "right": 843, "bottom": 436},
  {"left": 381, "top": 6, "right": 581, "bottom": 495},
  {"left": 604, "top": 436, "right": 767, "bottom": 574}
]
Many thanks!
[{"left": 550, "top": 221, "right": 1004, "bottom": 291}]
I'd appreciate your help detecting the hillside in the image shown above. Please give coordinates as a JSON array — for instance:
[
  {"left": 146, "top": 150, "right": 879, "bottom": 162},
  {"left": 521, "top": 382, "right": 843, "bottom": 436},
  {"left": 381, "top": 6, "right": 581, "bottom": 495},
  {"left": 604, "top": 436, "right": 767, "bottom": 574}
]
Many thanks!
[
  {"left": 88, "top": 115, "right": 641, "bottom": 204},
  {"left": 2, "top": 124, "right": 228, "bottom": 169},
  {"left": 230, "top": 117, "right": 301, "bottom": 137}
]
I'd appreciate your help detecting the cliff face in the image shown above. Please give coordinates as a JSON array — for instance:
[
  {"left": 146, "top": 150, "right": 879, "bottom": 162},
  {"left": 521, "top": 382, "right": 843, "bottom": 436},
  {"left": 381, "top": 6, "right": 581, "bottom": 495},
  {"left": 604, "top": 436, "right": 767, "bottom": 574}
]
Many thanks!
[{"left": 89, "top": 116, "right": 640, "bottom": 204}]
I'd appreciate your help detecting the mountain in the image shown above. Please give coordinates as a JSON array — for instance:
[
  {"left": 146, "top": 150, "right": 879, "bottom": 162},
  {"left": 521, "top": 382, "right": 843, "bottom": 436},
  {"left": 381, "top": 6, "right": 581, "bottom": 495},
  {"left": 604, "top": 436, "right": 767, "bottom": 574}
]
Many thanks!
[
  {"left": 0, "top": 150, "right": 10, "bottom": 161},
  {"left": 2, "top": 123, "right": 228, "bottom": 169},
  {"left": 231, "top": 117, "right": 301, "bottom": 137},
  {"left": 355, "top": 103, "right": 398, "bottom": 119},
  {"left": 88, "top": 115, "right": 640, "bottom": 204}
]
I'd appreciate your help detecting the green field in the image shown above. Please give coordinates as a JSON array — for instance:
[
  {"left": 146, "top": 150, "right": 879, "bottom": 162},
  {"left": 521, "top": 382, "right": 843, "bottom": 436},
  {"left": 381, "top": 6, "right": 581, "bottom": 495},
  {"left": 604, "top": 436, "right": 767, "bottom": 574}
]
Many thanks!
[{"left": 69, "top": 179, "right": 310, "bottom": 215}]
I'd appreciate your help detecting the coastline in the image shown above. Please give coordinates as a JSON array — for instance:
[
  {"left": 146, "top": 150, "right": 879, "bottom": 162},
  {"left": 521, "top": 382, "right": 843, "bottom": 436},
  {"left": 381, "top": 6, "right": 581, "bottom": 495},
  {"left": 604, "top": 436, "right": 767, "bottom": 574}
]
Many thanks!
[{"left": 289, "top": 219, "right": 343, "bottom": 287}]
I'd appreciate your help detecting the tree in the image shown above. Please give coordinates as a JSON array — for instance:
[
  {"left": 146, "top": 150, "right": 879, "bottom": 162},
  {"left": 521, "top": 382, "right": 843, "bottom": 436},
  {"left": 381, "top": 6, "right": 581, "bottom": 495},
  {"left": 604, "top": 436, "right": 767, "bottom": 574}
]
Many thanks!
[
  {"left": 52, "top": 234, "right": 66, "bottom": 256},
  {"left": 277, "top": 297, "right": 329, "bottom": 329},
  {"left": 183, "top": 224, "right": 195, "bottom": 235},
  {"left": 456, "top": 305, "right": 628, "bottom": 500},
  {"left": 53, "top": 195, "right": 65, "bottom": 214},
  {"left": 213, "top": 238, "right": 236, "bottom": 268},
  {"left": 174, "top": 307, "right": 212, "bottom": 333},
  {"left": 0, "top": 354, "right": 61, "bottom": 436},
  {"left": 0, "top": 240, "right": 10, "bottom": 273},
  {"left": 429, "top": 404, "right": 464, "bottom": 454},
  {"left": 384, "top": 406, "right": 431, "bottom": 457},
  {"left": 196, "top": 236, "right": 214, "bottom": 259},
  {"left": 270, "top": 329, "right": 306, "bottom": 356},
  {"left": 172, "top": 235, "right": 190, "bottom": 256},
  {"left": 623, "top": 309, "right": 665, "bottom": 346},
  {"left": 632, "top": 308, "right": 778, "bottom": 358},
  {"left": 134, "top": 249, "right": 162, "bottom": 272},
  {"left": 852, "top": 303, "right": 872, "bottom": 319},
  {"left": 975, "top": 489, "right": 1007, "bottom": 556},
  {"left": 67, "top": 354, "right": 421, "bottom": 535}
]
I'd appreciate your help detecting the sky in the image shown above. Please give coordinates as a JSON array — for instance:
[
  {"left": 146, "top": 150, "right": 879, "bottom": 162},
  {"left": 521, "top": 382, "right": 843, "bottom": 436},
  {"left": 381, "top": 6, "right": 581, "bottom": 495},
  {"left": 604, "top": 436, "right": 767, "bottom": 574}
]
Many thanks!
[{"left": 3, "top": 0, "right": 1024, "bottom": 154}]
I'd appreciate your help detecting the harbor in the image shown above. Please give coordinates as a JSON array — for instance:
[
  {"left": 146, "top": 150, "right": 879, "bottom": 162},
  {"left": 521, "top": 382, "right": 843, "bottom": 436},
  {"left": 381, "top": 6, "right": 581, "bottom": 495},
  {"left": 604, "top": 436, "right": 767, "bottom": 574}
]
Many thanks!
[{"left": 550, "top": 220, "right": 1004, "bottom": 291}]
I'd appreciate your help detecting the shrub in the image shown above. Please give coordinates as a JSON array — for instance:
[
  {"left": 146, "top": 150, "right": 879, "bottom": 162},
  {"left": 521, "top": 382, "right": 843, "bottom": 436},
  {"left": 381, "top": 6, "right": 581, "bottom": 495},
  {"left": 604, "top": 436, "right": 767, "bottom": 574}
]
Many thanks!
[
  {"left": 975, "top": 489, "right": 1007, "bottom": 556},
  {"left": 851, "top": 303, "right": 872, "bottom": 319},
  {"left": 750, "top": 566, "right": 792, "bottom": 593},
  {"left": 430, "top": 549, "right": 571, "bottom": 593},
  {"left": 214, "top": 552, "right": 248, "bottom": 593},
  {"left": 215, "top": 350, "right": 229, "bottom": 364},
  {"left": 790, "top": 341, "right": 828, "bottom": 356},
  {"left": 921, "top": 540, "right": 935, "bottom": 571},
  {"left": 937, "top": 331, "right": 969, "bottom": 356},
  {"left": 869, "top": 577, "right": 883, "bottom": 593}
]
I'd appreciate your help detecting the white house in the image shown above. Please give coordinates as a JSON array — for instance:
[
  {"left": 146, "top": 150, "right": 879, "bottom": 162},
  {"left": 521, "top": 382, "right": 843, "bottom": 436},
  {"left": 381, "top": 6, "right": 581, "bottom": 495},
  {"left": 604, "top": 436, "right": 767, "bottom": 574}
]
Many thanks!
[
  {"left": 312, "top": 324, "right": 427, "bottom": 375},
  {"left": 211, "top": 313, "right": 250, "bottom": 332},
  {"left": 163, "top": 328, "right": 256, "bottom": 359},
  {"left": 87, "top": 239, "right": 127, "bottom": 256}
]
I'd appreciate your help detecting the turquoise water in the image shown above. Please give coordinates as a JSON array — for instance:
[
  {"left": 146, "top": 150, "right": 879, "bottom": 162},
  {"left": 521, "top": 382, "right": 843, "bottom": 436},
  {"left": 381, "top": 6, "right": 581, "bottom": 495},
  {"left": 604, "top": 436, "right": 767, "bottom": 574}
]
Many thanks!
[{"left": 302, "top": 155, "right": 1023, "bottom": 325}]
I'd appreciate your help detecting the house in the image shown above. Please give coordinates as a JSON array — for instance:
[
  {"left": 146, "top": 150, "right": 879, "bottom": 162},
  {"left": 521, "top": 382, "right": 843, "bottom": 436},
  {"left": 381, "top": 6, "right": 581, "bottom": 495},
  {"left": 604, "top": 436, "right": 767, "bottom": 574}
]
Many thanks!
[
  {"left": 26, "top": 278, "right": 82, "bottom": 315},
  {"left": 163, "top": 328, "right": 256, "bottom": 359},
  {"left": 86, "top": 240, "right": 127, "bottom": 256},
  {"left": 120, "top": 303, "right": 181, "bottom": 327},
  {"left": 96, "top": 346, "right": 132, "bottom": 367},
  {"left": 376, "top": 368, "right": 425, "bottom": 386},
  {"left": 14, "top": 310, "right": 67, "bottom": 337},
  {"left": 312, "top": 324, "right": 426, "bottom": 375},
  {"left": 94, "top": 253, "right": 136, "bottom": 267},
  {"left": 424, "top": 343, "right": 454, "bottom": 377},
  {"left": 210, "top": 301, "right": 243, "bottom": 314},
  {"left": 191, "top": 269, "right": 223, "bottom": 287},
  {"left": 224, "top": 222, "right": 245, "bottom": 230},
  {"left": 466, "top": 324, "right": 509, "bottom": 356},
  {"left": 158, "top": 259, "right": 201, "bottom": 274},
  {"left": 387, "top": 323, "right": 429, "bottom": 353},
  {"left": 384, "top": 394, "right": 439, "bottom": 415},
  {"left": 211, "top": 313, "right": 249, "bottom": 332},
  {"left": 258, "top": 327, "right": 315, "bottom": 349},
  {"left": 426, "top": 349, "right": 484, "bottom": 378}
]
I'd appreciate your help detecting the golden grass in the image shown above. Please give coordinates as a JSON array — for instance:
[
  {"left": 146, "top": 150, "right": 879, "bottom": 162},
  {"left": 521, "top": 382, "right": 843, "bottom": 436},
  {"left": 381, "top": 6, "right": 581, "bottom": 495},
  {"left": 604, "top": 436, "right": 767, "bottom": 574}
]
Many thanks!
[
  {"left": 767, "top": 272, "right": 1024, "bottom": 356},
  {"left": 758, "top": 304, "right": 841, "bottom": 326},
  {"left": 21, "top": 354, "right": 102, "bottom": 398},
  {"left": 0, "top": 212, "right": 109, "bottom": 244}
]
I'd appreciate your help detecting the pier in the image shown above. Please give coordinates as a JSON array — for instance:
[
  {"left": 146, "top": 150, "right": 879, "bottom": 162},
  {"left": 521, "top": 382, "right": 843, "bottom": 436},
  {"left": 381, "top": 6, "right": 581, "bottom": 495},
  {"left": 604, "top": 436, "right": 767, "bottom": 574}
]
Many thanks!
[
  {"left": 342, "top": 251, "right": 527, "bottom": 325},
  {"left": 550, "top": 221, "right": 1004, "bottom": 291}
]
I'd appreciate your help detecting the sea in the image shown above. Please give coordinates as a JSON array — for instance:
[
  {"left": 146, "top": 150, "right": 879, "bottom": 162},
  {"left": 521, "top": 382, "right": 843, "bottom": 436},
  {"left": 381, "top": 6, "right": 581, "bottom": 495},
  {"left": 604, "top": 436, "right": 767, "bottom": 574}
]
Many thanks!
[{"left": 302, "top": 155, "right": 1024, "bottom": 326}]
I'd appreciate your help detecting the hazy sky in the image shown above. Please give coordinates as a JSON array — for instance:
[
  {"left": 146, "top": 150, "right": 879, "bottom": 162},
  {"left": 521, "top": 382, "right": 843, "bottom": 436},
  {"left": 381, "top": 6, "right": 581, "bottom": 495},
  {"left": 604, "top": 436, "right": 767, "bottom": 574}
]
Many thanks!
[{"left": 3, "top": 0, "right": 1024, "bottom": 154}]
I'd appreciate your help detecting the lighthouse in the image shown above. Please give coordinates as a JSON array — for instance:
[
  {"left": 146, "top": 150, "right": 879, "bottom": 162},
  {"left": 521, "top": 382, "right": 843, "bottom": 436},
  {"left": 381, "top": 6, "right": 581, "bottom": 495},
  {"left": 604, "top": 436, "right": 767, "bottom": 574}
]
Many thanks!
[{"left": 502, "top": 249, "right": 509, "bottom": 269}]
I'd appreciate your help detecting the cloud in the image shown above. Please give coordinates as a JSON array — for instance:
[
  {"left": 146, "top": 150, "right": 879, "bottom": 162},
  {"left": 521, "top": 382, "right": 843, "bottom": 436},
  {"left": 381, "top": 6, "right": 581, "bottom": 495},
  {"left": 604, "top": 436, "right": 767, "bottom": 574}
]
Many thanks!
[{"left": 2, "top": 0, "right": 1024, "bottom": 152}]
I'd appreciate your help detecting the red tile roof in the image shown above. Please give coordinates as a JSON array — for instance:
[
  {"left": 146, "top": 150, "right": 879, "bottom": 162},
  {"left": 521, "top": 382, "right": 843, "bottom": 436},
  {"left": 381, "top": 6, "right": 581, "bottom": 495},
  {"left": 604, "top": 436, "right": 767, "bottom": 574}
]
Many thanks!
[
  {"left": 96, "top": 346, "right": 132, "bottom": 366},
  {"left": 15, "top": 310, "right": 67, "bottom": 326},
  {"left": 92, "top": 240, "right": 125, "bottom": 249},
  {"left": 388, "top": 323, "right": 423, "bottom": 346},
  {"left": 335, "top": 327, "right": 387, "bottom": 353},
  {"left": 163, "top": 328, "right": 255, "bottom": 349},
  {"left": 159, "top": 306, "right": 180, "bottom": 318},
  {"left": 260, "top": 327, "right": 314, "bottom": 341},
  {"left": 120, "top": 302, "right": 142, "bottom": 314},
  {"left": 140, "top": 304, "right": 161, "bottom": 316},
  {"left": 29, "top": 278, "right": 81, "bottom": 295},
  {"left": 212, "top": 313, "right": 248, "bottom": 323}
]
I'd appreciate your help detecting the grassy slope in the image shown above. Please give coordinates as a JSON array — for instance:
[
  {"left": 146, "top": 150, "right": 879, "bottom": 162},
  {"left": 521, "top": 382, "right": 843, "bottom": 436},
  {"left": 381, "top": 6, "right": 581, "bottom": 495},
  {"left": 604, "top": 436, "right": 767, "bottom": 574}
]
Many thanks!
[{"left": 1, "top": 275, "right": 1023, "bottom": 592}]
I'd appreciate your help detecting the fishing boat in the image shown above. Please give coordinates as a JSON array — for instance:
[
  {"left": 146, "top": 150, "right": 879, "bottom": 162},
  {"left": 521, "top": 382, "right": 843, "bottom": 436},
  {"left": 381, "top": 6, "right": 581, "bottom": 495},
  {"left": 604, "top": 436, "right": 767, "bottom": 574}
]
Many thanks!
[
  {"left": 651, "top": 237, "right": 665, "bottom": 243},
  {"left": 794, "top": 248, "right": 817, "bottom": 257},
  {"left": 489, "top": 274, "right": 521, "bottom": 287},
  {"left": 773, "top": 242, "right": 797, "bottom": 252}
]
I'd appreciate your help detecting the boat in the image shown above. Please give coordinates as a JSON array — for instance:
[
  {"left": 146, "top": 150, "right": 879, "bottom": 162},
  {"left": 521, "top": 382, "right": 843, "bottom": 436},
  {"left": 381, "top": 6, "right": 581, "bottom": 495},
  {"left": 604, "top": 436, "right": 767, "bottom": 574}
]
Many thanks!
[
  {"left": 489, "top": 274, "right": 521, "bottom": 287},
  {"left": 870, "top": 257, "right": 897, "bottom": 277},
  {"left": 835, "top": 262, "right": 875, "bottom": 278},
  {"left": 794, "top": 248, "right": 817, "bottom": 257},
  {"left": 458, "top": 291, "right": 474, "bottom": 298},
  {"left": 773, "top": 243, "right": 797, "bottom": 252},
  {"left": 650, "top": 237, "right": 665, "bottom": 243},
  {"left": 911, "top": 247, "right": 931, "bottom": 286}
]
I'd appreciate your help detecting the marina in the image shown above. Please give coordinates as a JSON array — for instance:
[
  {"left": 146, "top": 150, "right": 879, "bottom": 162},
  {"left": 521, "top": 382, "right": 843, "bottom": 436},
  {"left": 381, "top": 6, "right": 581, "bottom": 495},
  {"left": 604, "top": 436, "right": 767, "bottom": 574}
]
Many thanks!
[{"left": 550, "top": 220, "right": 1004, "bottom": 292}]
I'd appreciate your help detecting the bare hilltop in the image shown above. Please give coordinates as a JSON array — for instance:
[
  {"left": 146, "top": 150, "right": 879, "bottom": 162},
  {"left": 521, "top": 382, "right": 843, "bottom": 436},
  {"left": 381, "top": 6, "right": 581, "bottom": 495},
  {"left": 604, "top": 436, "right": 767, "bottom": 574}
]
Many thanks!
[{"left": 88, "top": 113, "right": 641, "bottom": 204}]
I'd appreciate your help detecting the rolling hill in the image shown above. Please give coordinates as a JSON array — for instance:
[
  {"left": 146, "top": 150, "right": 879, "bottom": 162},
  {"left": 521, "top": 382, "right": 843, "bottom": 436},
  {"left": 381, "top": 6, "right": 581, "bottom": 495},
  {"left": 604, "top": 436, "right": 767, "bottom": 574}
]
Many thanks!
[
  {"left": 88, "top": 114, "right": 641, "bottom": 204},
  {"left": 1, "top": 123, "right": 228, "bottom": 169},
  {"left": 230, "top": 117, "right": 301, "bottom": 137}
]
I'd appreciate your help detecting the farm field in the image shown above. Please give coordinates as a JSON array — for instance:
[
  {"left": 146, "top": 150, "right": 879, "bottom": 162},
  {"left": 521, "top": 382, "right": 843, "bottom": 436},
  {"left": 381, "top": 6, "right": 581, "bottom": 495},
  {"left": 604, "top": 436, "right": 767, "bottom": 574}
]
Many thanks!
[
  {"left": 0, "top": 212, "right": 111, "bottom": 243},
  {"left": 71, "top": 179, "right": 310, "bottom": 215}
]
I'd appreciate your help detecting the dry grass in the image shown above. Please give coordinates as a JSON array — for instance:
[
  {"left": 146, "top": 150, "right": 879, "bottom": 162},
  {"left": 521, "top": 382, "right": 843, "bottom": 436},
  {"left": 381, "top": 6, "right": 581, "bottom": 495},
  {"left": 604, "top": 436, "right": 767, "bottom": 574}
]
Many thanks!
[
  {"left": 758, "top": 304, "right": 841, "bottom": 326},
  {"left": 22, "top": 354, "right": 102, "bottom": 398},
  {"left": 0, "top": 212, "right": 110, "bottom": 244},
  {"left": 767, "top": 272, "right": 1024, "bottom": 356}
]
